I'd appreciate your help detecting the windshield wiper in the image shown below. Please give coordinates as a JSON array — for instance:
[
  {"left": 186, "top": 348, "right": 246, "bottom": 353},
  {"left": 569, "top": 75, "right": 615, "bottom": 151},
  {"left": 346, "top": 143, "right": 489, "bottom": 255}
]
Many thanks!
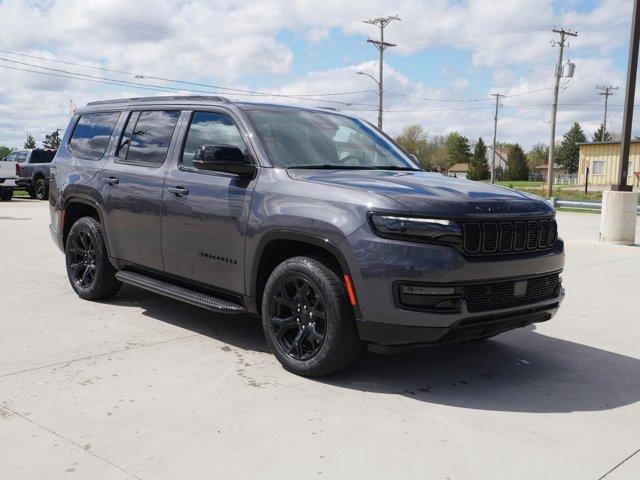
[{"left": 371, "top": 166, "right": 421, "bottom": 171}]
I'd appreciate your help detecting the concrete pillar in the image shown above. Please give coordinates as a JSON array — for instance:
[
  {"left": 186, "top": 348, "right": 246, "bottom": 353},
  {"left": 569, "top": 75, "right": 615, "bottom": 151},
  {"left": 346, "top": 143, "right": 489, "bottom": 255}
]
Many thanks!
[{"left": 600, "top": 191, "right": 638, "bottom": 245}]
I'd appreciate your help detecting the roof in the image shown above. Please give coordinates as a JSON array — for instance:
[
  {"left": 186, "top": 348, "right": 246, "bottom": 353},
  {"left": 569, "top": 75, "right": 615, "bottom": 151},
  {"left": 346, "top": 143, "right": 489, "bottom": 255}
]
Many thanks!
[
  {"left": 449, "top": 162, "right": 469, "bottom": 172},
  {"left": 577, "top": 140, "right": 640, "bottom": 146},
  {"left": 80, "top": 95, "right": 351, "bottom": 116}
]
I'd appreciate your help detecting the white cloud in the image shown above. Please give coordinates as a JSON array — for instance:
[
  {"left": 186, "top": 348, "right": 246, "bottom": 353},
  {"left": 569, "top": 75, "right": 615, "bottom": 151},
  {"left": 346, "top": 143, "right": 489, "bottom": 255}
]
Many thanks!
[{"left": 0, "top": 0, "right": 635, "bottom": 150}]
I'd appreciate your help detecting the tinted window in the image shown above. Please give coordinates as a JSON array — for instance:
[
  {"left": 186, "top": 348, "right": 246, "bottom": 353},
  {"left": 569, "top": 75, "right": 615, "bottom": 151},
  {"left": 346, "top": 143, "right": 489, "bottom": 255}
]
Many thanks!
[
  {"left": 181, "top": 112, "right": 246, "bottom": 168},
  {"left": 121, "top": 110, "right": 180, "bottom": 167},
  {"left": 68, "top": 112, "right": 121, "bottom": 160},
  {"left": 31, "top": 149, "right": 56, "bottom": 163}
]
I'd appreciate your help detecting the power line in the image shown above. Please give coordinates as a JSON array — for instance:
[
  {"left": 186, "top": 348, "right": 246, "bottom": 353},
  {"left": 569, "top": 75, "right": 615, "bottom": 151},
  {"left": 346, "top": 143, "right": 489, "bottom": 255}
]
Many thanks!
[
  {"left": 490, "top": 93, "right": 505, "bottom": 183},
  {"left": 546, "top": 27, "right": 578, "bottom": 197},
  {"left": 596, "top": 85, "right": 619, "bottom": 140},
  {"left": 363, "top": 15, "right": 401, "bottom": 129}
]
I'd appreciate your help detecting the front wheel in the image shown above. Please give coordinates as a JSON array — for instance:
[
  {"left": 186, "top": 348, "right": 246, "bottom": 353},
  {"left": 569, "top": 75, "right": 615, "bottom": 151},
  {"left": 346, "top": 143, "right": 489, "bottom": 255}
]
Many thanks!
[
  {"left": 65, "top": 217, "right": 121, "bottom": 300},
  {"left": 261, "top": 256, "right": 361, "bottom": 377}
]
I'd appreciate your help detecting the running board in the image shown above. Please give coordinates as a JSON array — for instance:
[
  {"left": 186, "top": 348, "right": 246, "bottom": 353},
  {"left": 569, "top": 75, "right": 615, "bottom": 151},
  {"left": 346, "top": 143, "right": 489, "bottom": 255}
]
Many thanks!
[{"left": 115, "top": 271, "right": 246, "bottom": 314}]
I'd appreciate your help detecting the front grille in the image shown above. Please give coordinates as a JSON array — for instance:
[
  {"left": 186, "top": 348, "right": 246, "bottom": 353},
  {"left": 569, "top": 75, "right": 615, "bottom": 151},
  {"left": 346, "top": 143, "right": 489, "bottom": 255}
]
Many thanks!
[
  {"left": 464, "top": 273, "right": 561, "bottom": 313},
  {"left": 462, "top": 218, "right": 557, "bottom": 255}
]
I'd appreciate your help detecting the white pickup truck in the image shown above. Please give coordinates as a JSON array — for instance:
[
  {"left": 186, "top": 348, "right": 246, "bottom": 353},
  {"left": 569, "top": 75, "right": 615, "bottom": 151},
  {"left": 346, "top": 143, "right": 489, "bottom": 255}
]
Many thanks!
[{"left": 0, "top": 152, "right": 18, "bottom": 201}]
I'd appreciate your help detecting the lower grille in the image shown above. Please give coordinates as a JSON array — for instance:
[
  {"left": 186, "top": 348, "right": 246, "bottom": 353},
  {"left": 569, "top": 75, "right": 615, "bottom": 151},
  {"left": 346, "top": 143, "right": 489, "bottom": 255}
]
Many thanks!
[{"left": 464, "top": 273, "right": 561, "bottom": 313}]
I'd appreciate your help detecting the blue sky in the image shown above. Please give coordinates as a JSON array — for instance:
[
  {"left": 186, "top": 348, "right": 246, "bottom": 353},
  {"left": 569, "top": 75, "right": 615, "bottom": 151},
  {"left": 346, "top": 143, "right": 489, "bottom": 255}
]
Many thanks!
[{"left": 0, "top": 0, "right": 635, "bottom": 149}]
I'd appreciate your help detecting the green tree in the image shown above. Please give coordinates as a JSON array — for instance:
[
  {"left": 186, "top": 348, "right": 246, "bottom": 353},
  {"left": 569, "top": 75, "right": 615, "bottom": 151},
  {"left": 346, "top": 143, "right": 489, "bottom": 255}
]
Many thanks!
[
  {"left": 444, "top": 132, "right": 471, "bottom": 168},
  {"left": 0, "top": 146, "right": 13, "bottom": 159},
  {"left": 43, "top": 130, "right": 61, "bottom": 150},
  {"left": 556, "top": 122, "right": 586, "bottom": 173},
  {"left": 527, "top": 143, "right": 548, "bottom": 170},
  {"left": 395, "top": 125, "right": 432, "bottom": 170},
  {"left": 24, "top": 134, "right": 36, "bottom": 149},
  {"left": 504, "top": 144, "right": 529, "bottom": 181},
  {"left": 592, "top": 124, "right": 612, "bottom": 142},
  {"left": 467, "top": 137, "right": 489, "bottom": 180}
]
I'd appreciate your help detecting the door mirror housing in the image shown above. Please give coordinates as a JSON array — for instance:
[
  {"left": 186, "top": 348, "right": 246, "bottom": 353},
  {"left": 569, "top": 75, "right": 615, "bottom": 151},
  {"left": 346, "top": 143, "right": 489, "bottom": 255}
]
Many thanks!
[{"left": 193, "top": 144, "right": 256, "bottom": 178}]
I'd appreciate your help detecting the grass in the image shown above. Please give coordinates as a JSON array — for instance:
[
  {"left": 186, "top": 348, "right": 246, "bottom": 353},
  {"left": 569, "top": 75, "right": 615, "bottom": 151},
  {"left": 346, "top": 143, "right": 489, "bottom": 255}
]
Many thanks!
[{"left": 490, "top": 180, "right": 640, "bottom": 203}]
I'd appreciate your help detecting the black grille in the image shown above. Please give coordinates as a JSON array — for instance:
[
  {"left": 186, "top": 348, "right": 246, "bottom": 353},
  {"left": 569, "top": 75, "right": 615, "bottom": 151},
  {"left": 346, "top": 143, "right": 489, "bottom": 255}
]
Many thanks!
[
  {"left": 462, "top": 218, "right": 557, "bottom": 255},
  {"left": 464, "top": 273, "right": 561, "bottom": 313}
]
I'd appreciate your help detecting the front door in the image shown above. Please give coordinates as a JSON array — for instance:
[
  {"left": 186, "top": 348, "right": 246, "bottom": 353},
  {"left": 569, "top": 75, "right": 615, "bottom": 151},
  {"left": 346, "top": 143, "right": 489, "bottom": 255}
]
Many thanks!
[
  {"left": 161, "top": 109, "right": 257, "bottom": 294},
  {"left": 100, "top": 109, "right": 181, "bottom": 271}
]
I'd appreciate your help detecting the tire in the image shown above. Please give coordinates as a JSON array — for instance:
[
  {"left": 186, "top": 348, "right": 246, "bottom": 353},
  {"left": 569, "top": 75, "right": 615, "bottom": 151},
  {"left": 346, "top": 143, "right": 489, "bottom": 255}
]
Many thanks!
[
  {"left": 65, "top": 217, "right": 121, "bottom": 300},
  {"left": 34, "top": 177, "right": 48, "bottom": 200},
  {"left": 26, "top": 187, "right": 36, "bottom": 199},
  {"left": 261, "top": 256, "right": 361, "bottom": 377},
  {"left": 0, "top": 188, "right": 13, "bottom": 201}
]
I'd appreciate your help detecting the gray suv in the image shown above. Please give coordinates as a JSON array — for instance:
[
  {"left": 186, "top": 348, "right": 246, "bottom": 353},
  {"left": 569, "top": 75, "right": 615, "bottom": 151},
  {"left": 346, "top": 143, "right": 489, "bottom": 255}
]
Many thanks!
[{"left": 49, "top": 96, "right": 565, "bottom": 376}]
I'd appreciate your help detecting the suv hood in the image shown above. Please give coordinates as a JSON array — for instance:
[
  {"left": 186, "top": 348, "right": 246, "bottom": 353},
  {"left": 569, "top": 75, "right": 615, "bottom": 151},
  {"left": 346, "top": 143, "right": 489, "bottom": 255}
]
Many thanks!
[{"left": 287, "top": 169, "right": 554, "bottom": 219}]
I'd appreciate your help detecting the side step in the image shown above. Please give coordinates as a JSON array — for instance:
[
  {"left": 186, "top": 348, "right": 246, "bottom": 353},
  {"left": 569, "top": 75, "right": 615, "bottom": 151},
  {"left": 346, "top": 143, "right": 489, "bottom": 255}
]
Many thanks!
[{"left": 115, "top": 271, "right": 246, "bottom": 314}]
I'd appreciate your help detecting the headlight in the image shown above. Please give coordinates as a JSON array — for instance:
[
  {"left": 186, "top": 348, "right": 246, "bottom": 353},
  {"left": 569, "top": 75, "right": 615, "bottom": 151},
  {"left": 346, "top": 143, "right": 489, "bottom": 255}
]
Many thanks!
[{"left": 369, "top": 214, "right": 461, "bottom": 241}]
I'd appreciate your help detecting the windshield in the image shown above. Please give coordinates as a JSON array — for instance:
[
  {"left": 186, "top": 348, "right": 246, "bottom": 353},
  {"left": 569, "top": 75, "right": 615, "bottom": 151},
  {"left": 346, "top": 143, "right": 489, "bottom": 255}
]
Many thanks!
[{"left": 245, "top": 108, "right": 420, "bottom": 170}]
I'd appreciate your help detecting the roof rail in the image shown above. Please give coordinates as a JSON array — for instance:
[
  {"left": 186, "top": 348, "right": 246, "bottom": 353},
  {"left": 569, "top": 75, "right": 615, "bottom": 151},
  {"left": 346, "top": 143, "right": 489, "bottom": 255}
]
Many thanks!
[{"left": 86, "top": 95, "right": 230, "bottom": 106}]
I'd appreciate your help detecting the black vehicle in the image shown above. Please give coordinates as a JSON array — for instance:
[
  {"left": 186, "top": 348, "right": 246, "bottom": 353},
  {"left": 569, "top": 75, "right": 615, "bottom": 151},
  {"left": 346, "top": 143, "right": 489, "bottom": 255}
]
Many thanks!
[
  {"left": 49, "top": 96, "right": 565, "bottom": 376},
  {"left": 14, "top": 148, "right": 56, "bottom": 200}
]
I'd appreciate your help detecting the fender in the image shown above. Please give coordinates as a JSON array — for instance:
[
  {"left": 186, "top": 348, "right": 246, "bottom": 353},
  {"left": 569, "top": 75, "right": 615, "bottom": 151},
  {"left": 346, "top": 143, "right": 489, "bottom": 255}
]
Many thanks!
[
  {"left": 248, "top": 229, "right": 352, "bottom": 300},
  {"left": 62, "top": 194, "right": 112, "bottom": 256}
]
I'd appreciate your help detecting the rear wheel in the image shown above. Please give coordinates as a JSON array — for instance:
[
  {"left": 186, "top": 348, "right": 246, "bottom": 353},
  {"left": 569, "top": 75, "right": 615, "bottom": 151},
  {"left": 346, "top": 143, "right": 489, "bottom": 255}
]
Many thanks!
[
  {"left": 26, "top": 187, "right": 36, "bottom": 199},
  {"left": 261, "top": 256, "right": 361, "bottom": 377},
  {"left": 65, "top": 217, "right": 121, "bottom": 300},
  {"left": 0, "top": 188, "right": 13, "bottom": 201},
  {"left": 35, "top": 178, "right": 48, "bottom": 200}
]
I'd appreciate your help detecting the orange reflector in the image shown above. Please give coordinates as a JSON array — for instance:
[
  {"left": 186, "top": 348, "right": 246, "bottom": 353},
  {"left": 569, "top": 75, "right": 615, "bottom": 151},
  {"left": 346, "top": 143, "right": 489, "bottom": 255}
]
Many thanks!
[{"left": 343, "top": 274, "right": 358, "bottom": 306}]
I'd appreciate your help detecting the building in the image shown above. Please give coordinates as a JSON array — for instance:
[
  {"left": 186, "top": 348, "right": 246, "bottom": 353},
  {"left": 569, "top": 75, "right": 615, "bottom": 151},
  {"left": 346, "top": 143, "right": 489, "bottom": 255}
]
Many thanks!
[
  {"left": 485, "top": 145, "right": 508, "bottom": 176},
  {"left": 577, "top": 141, "right": 640, "bottom": 186},
  {"left": 534, "top": 163, "right": 567, "bottom": 180},
  {"left": 447, "top": 163, "right": 469, "bottom": 178}
]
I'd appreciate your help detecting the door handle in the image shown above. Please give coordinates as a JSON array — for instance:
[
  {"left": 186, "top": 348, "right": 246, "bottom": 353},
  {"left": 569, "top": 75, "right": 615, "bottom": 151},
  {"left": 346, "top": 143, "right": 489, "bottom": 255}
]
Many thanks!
[
  {"left": 103, "top": 177, "right": 119, "bottom": 186},
  {"left": 167, "top": 186, "right": 189, "bottom": 196}
]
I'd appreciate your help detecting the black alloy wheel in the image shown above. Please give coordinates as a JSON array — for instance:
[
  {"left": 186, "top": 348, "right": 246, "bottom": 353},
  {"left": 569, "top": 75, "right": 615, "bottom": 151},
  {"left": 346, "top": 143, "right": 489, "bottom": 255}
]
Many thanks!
[
  {"left": 67, "top": 230, "right": 97, "bottom": 289},
  {"left": 270, "top": 276, "right": 327, "bottom": 361}
]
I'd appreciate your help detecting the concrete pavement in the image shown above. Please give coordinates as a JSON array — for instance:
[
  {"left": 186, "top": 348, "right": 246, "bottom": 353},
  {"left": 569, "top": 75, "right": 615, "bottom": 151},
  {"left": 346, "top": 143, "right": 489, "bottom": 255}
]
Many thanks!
[{"left": 1, "top": 199, "right": 639, "bottom": 479}]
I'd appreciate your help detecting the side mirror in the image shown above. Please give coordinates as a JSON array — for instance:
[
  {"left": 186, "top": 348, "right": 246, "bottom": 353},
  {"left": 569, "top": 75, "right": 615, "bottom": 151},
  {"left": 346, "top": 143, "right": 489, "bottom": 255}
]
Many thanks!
[{"left": 193, "top": 144, "right": 256, "bottom": 178}]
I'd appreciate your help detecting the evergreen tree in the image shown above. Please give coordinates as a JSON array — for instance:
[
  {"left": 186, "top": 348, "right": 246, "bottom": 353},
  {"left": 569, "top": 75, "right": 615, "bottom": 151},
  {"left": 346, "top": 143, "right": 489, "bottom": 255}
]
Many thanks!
[
  {"left": 556, "top": 122, "right": 586, "bottom": 173},
  {"left": 24, "top": 134, "right": 36, "bottom": 149},
  {"left": 592, "top": 124, "right": 612, "bottom": 142},
  {"left": 43, "top": 130, "right": 61, "bottom": 150},
  {"left": 504, "top": 144, "right": 529, "bottom": 181},
  {"left": 444, "top": 132, "right": 471, "bottom": 169},
  {"left": 467, "top": 137, "right": 489, "bottom": 180}
]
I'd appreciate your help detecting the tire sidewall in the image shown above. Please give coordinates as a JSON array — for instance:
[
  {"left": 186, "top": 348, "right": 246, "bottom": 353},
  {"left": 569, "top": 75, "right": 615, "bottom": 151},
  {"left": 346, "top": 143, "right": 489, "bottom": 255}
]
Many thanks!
[
  {"left": 65, "top": 218, "right": 111, "bottom": 299},
  {"left": 35, "top": 178, "right": 48, "bottom": 200},
  {"left": 261, "top": 257, "right": 356, "bottom": 375}
]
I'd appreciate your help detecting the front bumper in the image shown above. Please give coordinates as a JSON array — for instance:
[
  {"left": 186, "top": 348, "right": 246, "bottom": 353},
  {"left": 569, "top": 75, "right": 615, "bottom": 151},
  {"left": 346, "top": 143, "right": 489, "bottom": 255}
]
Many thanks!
[{"left": 345, "top": 223, "right": 565, "bottom": 345}]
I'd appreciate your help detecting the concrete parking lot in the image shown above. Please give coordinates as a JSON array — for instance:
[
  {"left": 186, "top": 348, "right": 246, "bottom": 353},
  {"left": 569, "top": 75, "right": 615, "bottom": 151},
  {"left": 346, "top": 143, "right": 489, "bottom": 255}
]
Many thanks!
[{"left": 1, "top": 199, "right": 639, "bottom": 480}]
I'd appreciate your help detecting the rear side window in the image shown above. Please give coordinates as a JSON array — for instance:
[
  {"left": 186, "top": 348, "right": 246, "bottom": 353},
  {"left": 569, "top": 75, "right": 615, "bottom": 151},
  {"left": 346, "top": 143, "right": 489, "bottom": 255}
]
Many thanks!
[
  {"left": 68, "top": 112, "right": 121, "bottom": 160},
  {"left": 118, "top": 110, "right": 180, "bottom": 167},
  {"left": 31, "top": 150, "right": 56, "bottom": 163}
]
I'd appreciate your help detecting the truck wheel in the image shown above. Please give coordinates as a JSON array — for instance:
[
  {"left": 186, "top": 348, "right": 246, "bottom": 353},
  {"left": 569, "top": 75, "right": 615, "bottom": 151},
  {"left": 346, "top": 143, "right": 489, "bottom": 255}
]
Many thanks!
[
  {"left": 261, "top": 256, "right": 361, "bottom": 377},
  {"left": 65, "top": 217, "right": 121, "bottom": 300},
  {"left": 35, "top": 178, "right": 48, "bottom": 200},
  {"left": 26, "top": 187, "right": 36, "bottom": 199},
  {"left": 0, "top": 188, "right": 13, "bottom": 201}
]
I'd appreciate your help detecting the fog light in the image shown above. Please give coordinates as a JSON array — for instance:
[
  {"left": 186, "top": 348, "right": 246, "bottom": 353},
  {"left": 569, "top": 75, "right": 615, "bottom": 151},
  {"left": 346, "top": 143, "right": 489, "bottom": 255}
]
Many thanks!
[{"left": 400, "top": 285, "right": 455, "bottom": 296}]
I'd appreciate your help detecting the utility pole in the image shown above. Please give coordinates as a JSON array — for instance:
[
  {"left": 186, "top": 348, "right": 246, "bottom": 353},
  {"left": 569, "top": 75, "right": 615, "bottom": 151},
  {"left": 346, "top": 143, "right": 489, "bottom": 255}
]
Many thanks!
[
  {"left": 490, "top": 93, "right": 504, "bottom": 183},
  {"left": 545, "top": 27, "right": 578, "bottom": 197},
  {"left": 596, "top": 85, "right": 619, "bottom": 141},
  {"left": 364, "top": 15, "right": 400, "bottom": 130}
]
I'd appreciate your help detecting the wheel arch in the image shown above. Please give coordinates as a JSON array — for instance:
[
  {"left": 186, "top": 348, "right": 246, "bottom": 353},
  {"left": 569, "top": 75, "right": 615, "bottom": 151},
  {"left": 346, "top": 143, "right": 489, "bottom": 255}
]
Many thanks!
[
  {"left": 250, "top": 231, "right": 355, "bottom": 314},
  {"left": 62, "top": 197, "right": 107, "bottom": 250}
]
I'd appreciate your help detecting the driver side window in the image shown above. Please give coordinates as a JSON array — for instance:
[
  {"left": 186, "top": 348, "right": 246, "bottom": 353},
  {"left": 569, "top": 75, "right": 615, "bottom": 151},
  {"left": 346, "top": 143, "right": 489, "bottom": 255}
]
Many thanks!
[{"left": 181, "top": 112, "right": 246, "bottom": 169}]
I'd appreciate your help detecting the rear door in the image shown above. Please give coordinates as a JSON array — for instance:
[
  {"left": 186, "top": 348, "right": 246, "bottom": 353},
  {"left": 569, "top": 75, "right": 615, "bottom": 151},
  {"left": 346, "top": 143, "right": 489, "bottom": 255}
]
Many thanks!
[
  {"left": 100, "top": 109, "right": 181, "bottom": 271},
  {"left": 161, "top": 109, "right": 258, "bottom": 293}
]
